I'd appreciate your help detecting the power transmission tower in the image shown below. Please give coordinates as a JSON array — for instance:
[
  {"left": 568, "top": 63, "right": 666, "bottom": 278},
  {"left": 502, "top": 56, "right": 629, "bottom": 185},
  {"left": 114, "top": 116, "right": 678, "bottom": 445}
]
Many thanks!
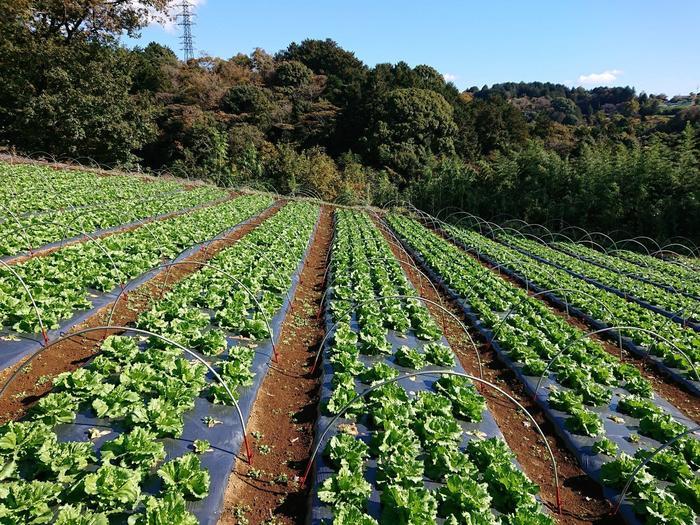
[{"left": 177, "top": 1, "right": 195, "bottom": 61}]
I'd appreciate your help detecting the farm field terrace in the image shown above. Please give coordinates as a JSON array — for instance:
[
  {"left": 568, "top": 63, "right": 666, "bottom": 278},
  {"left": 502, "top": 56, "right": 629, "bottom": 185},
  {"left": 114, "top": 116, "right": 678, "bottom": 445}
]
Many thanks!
[{"left": 0, "top": 161, "right": 698, "bottom": 525}]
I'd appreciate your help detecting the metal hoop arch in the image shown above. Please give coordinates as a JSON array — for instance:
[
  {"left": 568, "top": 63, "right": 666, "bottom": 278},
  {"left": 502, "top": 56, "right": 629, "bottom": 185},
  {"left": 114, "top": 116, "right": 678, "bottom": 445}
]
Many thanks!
[
  {"left": 300, "top": 370, "right": 562, "bottom": 513},
  {"left": 559, "top": 226, "right": 591, "bottom": 244},
  {"left": 662, "top": 237, "right": 700, "bottom": 257},
  {"left": 488, "top": 287, "right": 624, "bottom": 358},
  {"left": 613, "top": 425, "right": 700, "bottom": 515},
  {"left": 0, "top": 259, "right": 49, "bottom": 344},
  {"left": 534, "top": 326, "right": 700, "bottom": 397},
  {"left": 652, "top": 243, "right": 699, "bottom": 260},
  {"left": 0, "top": 325, "right": 254, "bottom": 462},
  {"left": 582, "top": 231, "right": 619, "bottom": 252},
  {"left": 105, "top": 261, "right": 280, "bottom": 362}
]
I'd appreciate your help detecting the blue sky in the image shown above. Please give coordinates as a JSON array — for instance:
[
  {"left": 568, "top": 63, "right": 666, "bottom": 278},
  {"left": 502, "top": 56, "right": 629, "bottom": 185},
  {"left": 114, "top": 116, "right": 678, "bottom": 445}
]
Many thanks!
[{"left": 126, "top": 0, "right": 699, "bottom": 96}]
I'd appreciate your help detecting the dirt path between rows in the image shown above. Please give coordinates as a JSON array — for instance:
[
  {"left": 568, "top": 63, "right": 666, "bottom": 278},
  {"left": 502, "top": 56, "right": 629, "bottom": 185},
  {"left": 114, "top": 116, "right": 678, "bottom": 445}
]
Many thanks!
[
  {"left": 372, "top": 215, "right": 615, "bottom": 525},
  {"left": 219, "top": 206, "right": 333, "bottom": 525},
  {"left": 0, "top": 201, "right": 284, "bottom": 424}
]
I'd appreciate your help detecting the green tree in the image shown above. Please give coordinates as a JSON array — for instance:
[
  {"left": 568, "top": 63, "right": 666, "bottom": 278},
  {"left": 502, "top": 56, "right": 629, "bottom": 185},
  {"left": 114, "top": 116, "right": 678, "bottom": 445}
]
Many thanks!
[
  {"left": 143, "top": 106, "right": 228, "bottom": 181},
  {"left": 6, "top": 42, "right": 156, "bottom": 164},
  {"left": 132, "top": 42, "right": 178, "bottom": 93},
  {"left": 13, "top": 0, "right": 170, "bottom": 43},
  {"left": 0, "top": 0, "right": 165, "bottom": 164},
  {"left": 227, "top": 123, "right": 269, "bottom": 182},
  {"left": 669, "top": 123, "right": 700, "bottom": 237},
  {"left": 277, "top": 39, "right": 367, "bottom": 153},
  {"left": 220, "top": 84, "right": 275, "bottom": 130},
  {"left": 550, "top": 97, "right": 581, "bottom": 125},
  {"left": 277, "top": 39, "right": 366, "bottom": 107},
  {"left": 468, "top": 96, "right": 529, "bottom": 154},
  {"left": 368, "top": 88, "right": 458, "bottom": 177},
  {"left": 273, "top": 61, "right": 313, "bottom": 88}
]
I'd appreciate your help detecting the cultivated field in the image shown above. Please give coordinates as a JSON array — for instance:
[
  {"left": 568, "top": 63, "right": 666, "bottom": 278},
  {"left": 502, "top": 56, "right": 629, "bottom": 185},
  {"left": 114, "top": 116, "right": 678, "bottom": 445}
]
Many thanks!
[{"left": 0, "top": 160, "right": 698, "bottom": 525}]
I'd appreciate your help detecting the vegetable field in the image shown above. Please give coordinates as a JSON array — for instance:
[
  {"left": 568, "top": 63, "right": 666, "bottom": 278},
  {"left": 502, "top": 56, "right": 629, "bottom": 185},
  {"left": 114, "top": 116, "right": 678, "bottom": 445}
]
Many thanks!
[{"left": 0, "top": 160, "right": 698, "bottom": 525}]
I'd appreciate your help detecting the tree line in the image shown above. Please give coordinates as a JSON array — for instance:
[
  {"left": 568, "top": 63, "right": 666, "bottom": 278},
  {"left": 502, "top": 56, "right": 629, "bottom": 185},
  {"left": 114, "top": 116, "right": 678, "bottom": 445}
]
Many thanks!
[{"left": 1, "top": 1, "right": 698, "bottom": 242}]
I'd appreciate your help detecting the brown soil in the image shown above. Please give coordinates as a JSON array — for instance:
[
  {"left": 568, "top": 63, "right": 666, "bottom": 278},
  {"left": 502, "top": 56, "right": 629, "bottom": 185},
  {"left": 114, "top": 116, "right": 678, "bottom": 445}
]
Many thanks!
[
  {"left": 372, "top": 217, "right": 615, "bottom": 525},
  {"left": 219, "top": 207, "right": 333, "bottom": 525},
  {"left": 5, "top": 192, "right": 236, "bottom": 266},
  {"left": 455, "top": 238, "right": 700, "bottom": 424},
  {"left": 0, "top": 201, "right": 284, "bottom": 424}
]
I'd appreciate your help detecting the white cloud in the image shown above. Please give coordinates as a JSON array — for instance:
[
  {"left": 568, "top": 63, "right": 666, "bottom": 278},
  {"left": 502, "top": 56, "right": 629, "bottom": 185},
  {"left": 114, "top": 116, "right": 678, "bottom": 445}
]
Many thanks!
[
  {"left": 577, "top": 69, "right": 623, "bottom": 85},
  {"left": 443, "top": 73, "right": 458, "bottom": 82}
]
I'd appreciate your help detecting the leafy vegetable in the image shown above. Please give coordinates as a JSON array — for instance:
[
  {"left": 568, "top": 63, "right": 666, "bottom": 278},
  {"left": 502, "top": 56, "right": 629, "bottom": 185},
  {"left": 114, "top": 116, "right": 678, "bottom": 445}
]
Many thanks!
[
  {"left": 100, "top": 427, "right": 166, "bottom": 472},
  {"left": 37, "top": 437, "right": 95, "bottom": 483},
  {"left": 435, "top": 375, "right": 485, "bottom": 422},
  {"left": 127, "top": 493, "right": 199, "bottom": 525},
  {"left": 437, "top": 473, "right": 491, "bottom": 516},
  {"left": 30, "top": 392, "right": 78, "bottom": 426},
  {"left": 55, "top": 505, "right": 109, "bottom": 525},
  {"left": 592, "top": 438, "right": 618, "bottom": 457},
  {"left": 380, "top": 484, "right": 438, "bottom": 525},
  {"left": 157, "top": 453, "right": 210, "bottom": 500},
  {"left": 358, "top": 362, "right": 398, "bottom": 384},
  {"left": 564, "top": 408, "right": 604, "bottom": 437},
  {"left": 323, "top": 433, "right": 369, "bottom": 471},
  {"left": 634, "top": 486, "right": 696, "bottom": 525},
  {"left": 318, "top": 465, "right": 371, "bottom": 508},
  {"left": 600, "top": 454, "right": 651, "bottom": 490},
  {"left": 332, "top": 503, "right": 378, "bottom": 525},
  {"left": 0, "top": 480, "right": 62, "bottom": 524},
  {"left": 82, "top": 465, "right": 142, "bottom": 512},
  {"left": 193, "top": 439, "right": 211, "bottom": 454},
  {"left": 423, "top": 343, "right": 455, "bottom": 367},
  {"left": 394, "top": 345, "right": 426, "bottom": 369}
]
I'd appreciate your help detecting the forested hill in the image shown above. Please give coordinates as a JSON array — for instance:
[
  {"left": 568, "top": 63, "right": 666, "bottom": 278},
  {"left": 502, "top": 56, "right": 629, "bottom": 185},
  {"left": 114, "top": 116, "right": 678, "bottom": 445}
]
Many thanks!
[{"left": 1, "top": 1, "right": 698, "bottom": 241}]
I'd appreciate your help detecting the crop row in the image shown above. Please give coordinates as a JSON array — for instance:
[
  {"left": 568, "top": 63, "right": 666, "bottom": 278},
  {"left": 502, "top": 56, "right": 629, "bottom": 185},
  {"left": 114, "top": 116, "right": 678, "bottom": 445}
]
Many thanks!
[
  {"left": 0, "top": 201, "right": 319, "bottom": 523},
  {"left": 0, "top": 163, "right": 183, "bottom": 216},
  {"left": 552, "top": 241, "right": 700, "bottom": 299},
  {"left": 312, "top": 210, "right": 552, "bottom": 525},
  {"left": 0, "top": 194, "right": 273, "bottom": 336},
  {"left": 616, "top": 249, "right": 700, "bottom": 286},
  {"left": 498, "top": 234, "right": 700, "bottom": 326},
  {"left": 0, "top": 185, "right": 226, "bottom": 258},
  {"left": 673, "top": 255, "right": 700, "bottom": 272},
  {"left": 136, "top": 200, "right": 320, "bottom": 372},
  {"left": 387, "top": 214, "right": 699, "bottom": 525},
  {"left": 442, "top": 224, "right": 700, "bottom": 386}
]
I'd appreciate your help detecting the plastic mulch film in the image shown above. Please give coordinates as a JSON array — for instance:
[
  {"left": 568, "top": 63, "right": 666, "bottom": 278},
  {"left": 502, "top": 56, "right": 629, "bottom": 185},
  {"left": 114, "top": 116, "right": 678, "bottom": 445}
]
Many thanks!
[
  {"left": 499, "top": 239, "right": 700, "bottom": 332},
  {"left": 0, "top": 192, "right": 229, "bottom": 265},
  {"left": 553, "top": 244, "right": 700, "bottom": 303},
  {"left": 445, "top": 233, "right": 700, "bottom": 398},
  {"left": 52, "top": 210, "right": 320, "bottom": 524},
  {"left": 307, "top": 264, "right": 534, "bottom": 524},
  {"left": 397, "top": 234, "right": 698, "bottom": 525},
  {"left": 0, "top": 202, "right": 275, "bottom": 372}
]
